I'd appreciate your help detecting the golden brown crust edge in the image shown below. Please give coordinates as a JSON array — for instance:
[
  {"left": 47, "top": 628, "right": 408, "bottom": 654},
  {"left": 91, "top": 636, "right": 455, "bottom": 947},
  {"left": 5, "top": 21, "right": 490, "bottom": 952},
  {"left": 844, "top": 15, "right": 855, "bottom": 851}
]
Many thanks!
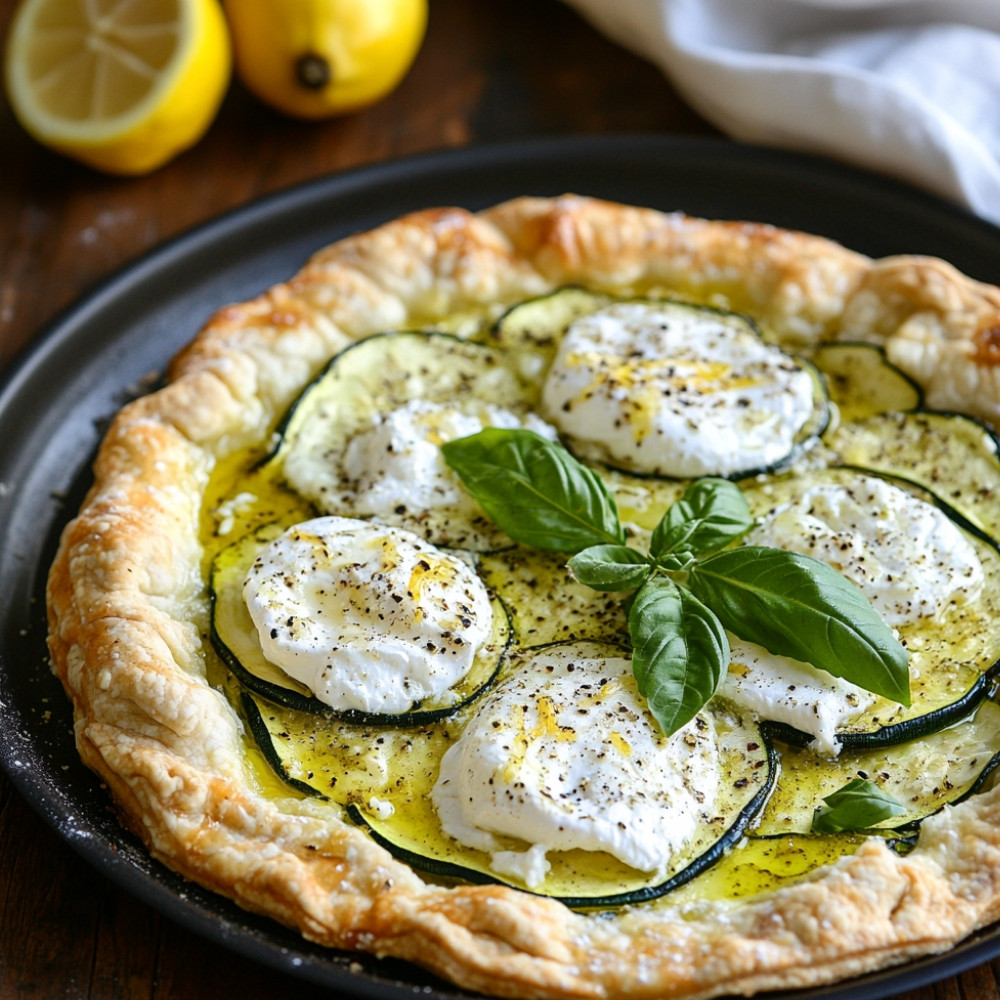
[{"left": 45, "top": 195, "right": 1000, "bottom": 1000}]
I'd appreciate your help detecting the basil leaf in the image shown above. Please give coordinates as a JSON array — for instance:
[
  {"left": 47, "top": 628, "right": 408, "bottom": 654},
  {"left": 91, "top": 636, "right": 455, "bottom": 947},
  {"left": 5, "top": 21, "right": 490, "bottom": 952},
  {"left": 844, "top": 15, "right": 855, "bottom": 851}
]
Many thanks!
[
  {"left": 687, "top": 547, "right": 910, "bottom": 705},
  {"left": 650, "top": 478, "right": 754, "bottom": 560},
  {"left": 568, "top": 545, "right": 651, "bottom": 592},
  {"left": 811, "top": 778, "right": 906, "bottom": 834},
  {"left": 442, "top": 429, "right": 625, "bottom": 551},
  {"left": 629, "top": 577, "right": 730, "bottom": 736}
]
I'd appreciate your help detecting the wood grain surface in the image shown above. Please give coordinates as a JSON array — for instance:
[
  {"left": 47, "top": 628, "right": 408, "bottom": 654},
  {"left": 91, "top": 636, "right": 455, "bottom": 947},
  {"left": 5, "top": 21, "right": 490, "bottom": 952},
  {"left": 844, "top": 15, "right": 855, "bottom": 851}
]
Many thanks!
[{"left": 1, "top": 0, "right": 998, "bottom": 998}]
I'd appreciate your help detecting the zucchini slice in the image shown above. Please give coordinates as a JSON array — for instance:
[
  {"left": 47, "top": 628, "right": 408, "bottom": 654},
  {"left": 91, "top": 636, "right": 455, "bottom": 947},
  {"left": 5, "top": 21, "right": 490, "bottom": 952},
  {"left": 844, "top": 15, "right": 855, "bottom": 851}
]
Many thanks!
[
  {"left": 212, "top": 522, "right": 511, "bottom": 724},
  {"left": 810, "top": 342, "right": 923, "bottom": 422},
  {"left": 675, "top": 709, "right": 1000, "bottom": 903},
  {"left": 238, "top": 688, "right": 453, "bottom": 801},
  {"left": 732, "top": 466, "right": 1000, "bottom": 748},
  {"left": 828, "top": 410, "right": 1000, "bottom": 541},
  {"left": 756, "top": 698, "right": 1000, "bottom": 835},
  {"left": 489, "top": 286, "right": 613, "bottom": 375},
  {"left": 242, "top": 640, "right": 778, "bottom": 908},
  {"left": 495, "top": 288, "right": 830, "bottom": 481},
  {"left": 240, "top": 691, "right": 330, "bottom": 800},
  {"left": 264, "top": 331, "right": 548, "bottom": 551}
]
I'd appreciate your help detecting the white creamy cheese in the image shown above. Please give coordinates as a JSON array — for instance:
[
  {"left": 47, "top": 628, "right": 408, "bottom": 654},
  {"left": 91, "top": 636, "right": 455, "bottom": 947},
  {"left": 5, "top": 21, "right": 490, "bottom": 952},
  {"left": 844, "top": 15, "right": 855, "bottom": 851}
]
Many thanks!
[
  {"left": 720, "top": 475, "right": 984, "bottom": 750},
  {"left": 721, "top": 640, "right": 877, "bottom": 755},
  {"left": 540, "top": 302, "right": 818, "bottom": 477},
  {"left": 284, "top": 399, "right": 556, "bottom": 542},
  {"left": 431, "top": 646, "right": 719, "bottom": 887},
  {"left": 747, "top": 475, "right": 983, "bottom": 626},
  {"left": 243, "top": 516, "right": 494, "bottom": 714}
]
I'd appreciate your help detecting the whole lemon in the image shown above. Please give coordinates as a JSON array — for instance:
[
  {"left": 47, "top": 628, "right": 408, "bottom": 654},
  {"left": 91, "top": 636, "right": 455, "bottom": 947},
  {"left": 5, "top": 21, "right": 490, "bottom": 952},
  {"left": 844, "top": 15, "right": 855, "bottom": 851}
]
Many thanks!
[{"left": 224, "top": 0, "right": 427, "bottom": 120}]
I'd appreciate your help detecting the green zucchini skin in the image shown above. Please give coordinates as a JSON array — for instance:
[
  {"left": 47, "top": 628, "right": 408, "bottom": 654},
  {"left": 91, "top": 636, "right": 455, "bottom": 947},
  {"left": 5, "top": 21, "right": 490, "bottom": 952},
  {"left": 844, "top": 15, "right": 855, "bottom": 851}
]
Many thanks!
[
  {"left": 643, "top": 711, "right": 1000, "bottom": 900},
  {"left": 884, "top": 742, "right": 1000, "bottom": 850},
  {"left": 766, "top": 661, "right": 1000, "bottom": 753},
  {"left": 215, "top": 613, "right": 511, "bottom": 728},
  {"left": 751, "top": 697, "right": 1000, "bottom": 844},
  {"left": 239, "top": 691, "right": 329, "bottom": 799},
  {"left": 259, "top": 330, "right": 485, "bottom": 465},
  {"left": 211, "top": 523, "right": 513, "bottom": 726},
  {"left": 964, "top": 744, "right": 1000, "bottom": 799}
]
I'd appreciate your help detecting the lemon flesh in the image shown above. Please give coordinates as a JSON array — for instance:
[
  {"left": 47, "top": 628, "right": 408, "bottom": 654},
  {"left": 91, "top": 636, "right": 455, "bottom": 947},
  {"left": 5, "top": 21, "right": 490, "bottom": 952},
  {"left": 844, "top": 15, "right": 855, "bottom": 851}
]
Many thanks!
[{"left": 4, "top": 0, "right": 231, "bottom": 175}]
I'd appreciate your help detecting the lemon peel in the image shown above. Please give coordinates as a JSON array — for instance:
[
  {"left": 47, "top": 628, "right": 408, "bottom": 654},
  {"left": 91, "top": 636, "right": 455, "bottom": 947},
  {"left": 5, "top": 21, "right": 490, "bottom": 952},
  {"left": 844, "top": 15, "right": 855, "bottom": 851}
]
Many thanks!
[{"left": 224, "top": 0, "right": 427, "bottom": 120}]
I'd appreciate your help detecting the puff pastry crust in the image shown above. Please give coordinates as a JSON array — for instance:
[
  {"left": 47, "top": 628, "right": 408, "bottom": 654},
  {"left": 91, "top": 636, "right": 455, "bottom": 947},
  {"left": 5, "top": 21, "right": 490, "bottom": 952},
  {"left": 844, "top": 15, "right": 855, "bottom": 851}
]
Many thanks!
[{"left": 46, "top": 195, "right": 1000, "bottom": 999}]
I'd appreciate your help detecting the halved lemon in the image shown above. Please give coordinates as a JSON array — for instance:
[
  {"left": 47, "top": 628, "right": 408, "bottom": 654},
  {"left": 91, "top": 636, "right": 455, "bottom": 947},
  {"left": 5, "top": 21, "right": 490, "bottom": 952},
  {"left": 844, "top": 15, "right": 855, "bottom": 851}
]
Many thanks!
[{"left": 4, "top": 0, "right": 232, "bottom": 175}]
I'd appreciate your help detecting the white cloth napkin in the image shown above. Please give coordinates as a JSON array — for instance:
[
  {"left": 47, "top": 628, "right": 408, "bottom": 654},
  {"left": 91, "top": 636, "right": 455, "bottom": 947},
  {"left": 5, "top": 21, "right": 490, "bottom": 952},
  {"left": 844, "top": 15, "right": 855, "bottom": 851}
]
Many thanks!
[{"left": 561, "top": 0, "right": 1000, "bottom": 225}]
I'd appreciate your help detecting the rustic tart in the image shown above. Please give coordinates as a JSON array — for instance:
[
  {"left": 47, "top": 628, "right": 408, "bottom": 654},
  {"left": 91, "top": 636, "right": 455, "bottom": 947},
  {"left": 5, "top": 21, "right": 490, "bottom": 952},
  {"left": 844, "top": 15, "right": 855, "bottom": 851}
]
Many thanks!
[{"left": 46, "top": 194, "right": 1000, "bottom": 998}]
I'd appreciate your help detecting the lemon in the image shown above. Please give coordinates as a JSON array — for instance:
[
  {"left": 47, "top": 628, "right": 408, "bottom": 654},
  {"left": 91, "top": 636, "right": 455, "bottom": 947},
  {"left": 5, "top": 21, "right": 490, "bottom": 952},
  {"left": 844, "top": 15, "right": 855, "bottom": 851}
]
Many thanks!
[
  {"left": 224, "top": 0, "right": 427, "bottom": 120},
  {"left": 3, "top": 0, "right": 231, "bottom": 175}
]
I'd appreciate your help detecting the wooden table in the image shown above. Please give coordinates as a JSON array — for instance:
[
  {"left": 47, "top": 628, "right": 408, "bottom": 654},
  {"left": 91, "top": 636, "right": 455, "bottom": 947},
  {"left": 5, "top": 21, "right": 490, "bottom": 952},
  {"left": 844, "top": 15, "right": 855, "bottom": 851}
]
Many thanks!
[{"left": 1, "top": 0, "right": 997, "bottom": 997}]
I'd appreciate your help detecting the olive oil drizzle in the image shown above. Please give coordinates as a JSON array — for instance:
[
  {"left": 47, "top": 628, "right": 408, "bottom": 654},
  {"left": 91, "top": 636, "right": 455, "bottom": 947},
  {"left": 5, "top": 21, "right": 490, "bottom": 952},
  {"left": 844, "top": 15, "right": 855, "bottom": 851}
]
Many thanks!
[{"left": 197, "top": 300, "right": 1000, "bottom": 908}]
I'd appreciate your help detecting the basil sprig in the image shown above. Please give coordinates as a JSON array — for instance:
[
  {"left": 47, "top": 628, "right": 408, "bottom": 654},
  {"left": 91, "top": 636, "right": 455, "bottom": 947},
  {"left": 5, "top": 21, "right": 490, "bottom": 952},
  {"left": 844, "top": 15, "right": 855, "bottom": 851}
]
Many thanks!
[
  {"left": 811, "top": 778, "right": 907, "bottom": 833},
  {"left": 442, "top": 429, "right": 910, "bottom": 736}
]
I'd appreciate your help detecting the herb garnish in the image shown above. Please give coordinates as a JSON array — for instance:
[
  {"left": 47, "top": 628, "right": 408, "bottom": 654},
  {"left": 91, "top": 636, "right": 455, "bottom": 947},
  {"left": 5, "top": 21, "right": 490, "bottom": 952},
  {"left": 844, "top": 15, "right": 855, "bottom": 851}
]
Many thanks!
[
  {"left": 442, "top": 428, "right": 910, "bottom": 736},
  {"left": 811, "top": 778, "right": 907, "bottom": 833}
]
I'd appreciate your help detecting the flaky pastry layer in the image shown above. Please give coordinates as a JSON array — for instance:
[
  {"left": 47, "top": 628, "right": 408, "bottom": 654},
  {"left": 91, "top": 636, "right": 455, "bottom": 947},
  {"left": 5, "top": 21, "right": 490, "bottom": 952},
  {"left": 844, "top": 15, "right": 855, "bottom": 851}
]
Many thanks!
[{"left": 46, "top": 195, "right": 1000, "bottom": 999}]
